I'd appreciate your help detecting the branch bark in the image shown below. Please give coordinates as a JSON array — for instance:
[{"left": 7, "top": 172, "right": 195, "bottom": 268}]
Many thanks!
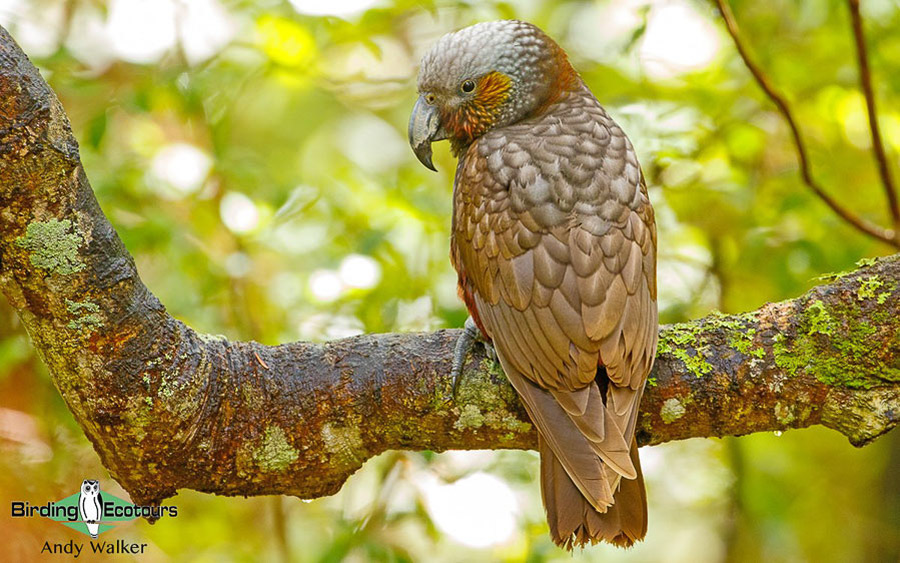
[{"left": 0, "top": 26, "right": 898, "bottom": 507}]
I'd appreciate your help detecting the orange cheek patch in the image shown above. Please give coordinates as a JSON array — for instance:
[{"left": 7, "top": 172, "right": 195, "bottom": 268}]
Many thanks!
[
  {"left": 444, "top": 71, "right": 512, "bottom": 150},
  {"left": 476, "top": 71, "right": 512, "bottom": 111}
]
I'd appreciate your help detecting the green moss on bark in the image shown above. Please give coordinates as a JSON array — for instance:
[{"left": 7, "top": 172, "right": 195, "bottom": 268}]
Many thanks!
[
  {"left": 657, "top": 311, "right": 764, "bottom": 376},
  {"left": 657, "top": 322, "right": 714, "bottom": 377},
  {"left": 857, "top": 275, "right": 883, "bottom": 301},
  {"left": 772, "top": 296, "right": 899, "bottom": 388},
  {"left": 805, "top": 301, "right": 835, "bottom": 336}
]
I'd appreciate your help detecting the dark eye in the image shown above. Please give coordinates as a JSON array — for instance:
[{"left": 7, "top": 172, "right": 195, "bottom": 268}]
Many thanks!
[{"left": 461, "top": 80, "right": 475, "bottom": 93}]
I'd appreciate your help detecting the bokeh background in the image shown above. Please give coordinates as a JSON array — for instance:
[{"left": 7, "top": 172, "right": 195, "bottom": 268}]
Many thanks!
[{"left": 1, "top": 0, "right": 898, "bottom": 561}]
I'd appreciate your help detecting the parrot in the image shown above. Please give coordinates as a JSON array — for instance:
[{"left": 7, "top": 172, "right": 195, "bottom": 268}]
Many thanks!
[{"left": 408, "top": 20, "right": 658, "bottom": 549}]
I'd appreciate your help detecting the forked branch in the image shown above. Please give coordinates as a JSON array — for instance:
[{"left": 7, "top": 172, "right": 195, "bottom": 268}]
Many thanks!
[{"left": 714, "top": 0, "right": 899, "bottom": 248}]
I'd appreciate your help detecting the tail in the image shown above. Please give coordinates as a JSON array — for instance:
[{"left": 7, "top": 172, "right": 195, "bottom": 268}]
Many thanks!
[
  {"left": 489, "top": 346, "right": 646, "bottom": 550},
  {"left": 540, "top": 435, "right": 647, "bottom": 550}
]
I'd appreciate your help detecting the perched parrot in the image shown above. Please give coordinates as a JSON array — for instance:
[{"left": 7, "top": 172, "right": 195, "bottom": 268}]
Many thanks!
[{"left": 408, "top": 20, "right": 658, "bottom": 549}]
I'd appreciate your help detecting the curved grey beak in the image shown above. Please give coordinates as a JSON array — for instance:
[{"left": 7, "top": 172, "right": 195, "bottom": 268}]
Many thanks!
[{"left": 408, "top": 95, "right": 441, "bottom": 172}]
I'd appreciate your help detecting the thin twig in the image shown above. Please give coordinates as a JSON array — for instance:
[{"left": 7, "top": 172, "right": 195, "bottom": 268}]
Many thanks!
[
  {"left": 713, "top": 0, "right": 899, "bottom": 248},
  {"left": 847, "top": 0, "right": 900, "bottom": 228}
]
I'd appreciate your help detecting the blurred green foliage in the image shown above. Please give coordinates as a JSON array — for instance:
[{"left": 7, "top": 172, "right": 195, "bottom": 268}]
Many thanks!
[{"left": 0, "top": 0, "right": 898, "bottom": 561}]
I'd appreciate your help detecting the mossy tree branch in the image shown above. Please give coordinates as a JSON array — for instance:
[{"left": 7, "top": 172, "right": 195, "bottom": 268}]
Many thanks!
[{"left": 0, "top": 26, "right": 898, "bottom": 507}]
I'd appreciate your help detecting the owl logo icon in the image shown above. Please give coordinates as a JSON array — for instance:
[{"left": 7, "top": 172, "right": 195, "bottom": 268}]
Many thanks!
[{"left": 78, "top": 479, "right": 103, "bottom": 539}]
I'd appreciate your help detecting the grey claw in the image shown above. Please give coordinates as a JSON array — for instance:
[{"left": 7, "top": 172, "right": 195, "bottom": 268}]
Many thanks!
[
  {"left": 483, "top": 341, "right": 497, "bottom": 364},
  {"left": 450, "top": 317, "right": 480, "bottom": 400}
]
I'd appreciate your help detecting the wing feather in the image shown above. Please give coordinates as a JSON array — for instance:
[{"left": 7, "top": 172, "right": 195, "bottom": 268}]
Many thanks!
[{"left": 451, "top": 120, "right": 658, "bottom": 537}]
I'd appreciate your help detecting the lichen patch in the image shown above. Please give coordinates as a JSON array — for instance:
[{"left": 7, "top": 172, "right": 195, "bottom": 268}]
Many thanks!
[
  {"left": 321, "top": 423, "right": 364, "bottom": 468},
  {"left": 452, "top": 360, "right": 531, "bottom": 435},
  {"left": 774, "top": 401, "right": 795, "bottom": 425},
  {"left": 15, "top": 218, "right": 85, "bottom": 275},
  {"left": 660, "top": 398, "right": 686, "bottom": 424},
  {"left": 454, "top": 404, "right": 485, "bottom": 431},
  {"left": 254, "top": 426, "right": 299, "bottom": 472},
  {"left": 65, "top": 299, "right": 103, "bottom": 332}
]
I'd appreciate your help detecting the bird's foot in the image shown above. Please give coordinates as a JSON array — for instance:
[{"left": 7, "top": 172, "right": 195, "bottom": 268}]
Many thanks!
[{"left": 449, "top": 317, "right": 495, "bottom": 399}]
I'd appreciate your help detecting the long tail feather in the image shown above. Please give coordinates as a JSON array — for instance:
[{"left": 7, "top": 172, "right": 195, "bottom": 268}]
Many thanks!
[{"left": 540, "top": 436, "right": 647, "bottom": 550}]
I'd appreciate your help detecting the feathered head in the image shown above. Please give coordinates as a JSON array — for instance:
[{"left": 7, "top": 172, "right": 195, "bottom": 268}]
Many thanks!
[{"left": 409, "top": 20, "right": 578, "bottom": 169}]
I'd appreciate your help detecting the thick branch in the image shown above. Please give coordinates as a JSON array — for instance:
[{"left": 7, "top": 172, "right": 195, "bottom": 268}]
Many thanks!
[
  {"left": 714, "top": 0, "right": 900, "bottom": 248},
  {"left": 0, "top": 26, "right": 898, "bottom": 506}
]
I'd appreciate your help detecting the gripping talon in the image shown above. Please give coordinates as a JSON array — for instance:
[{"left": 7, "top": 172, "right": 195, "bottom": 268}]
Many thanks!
[
  {"left": 450, "top": 317, "right": 481, "bottom": 399},
  {"left": 482, "top": 340, "right": 497, "bottom": 364}
]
